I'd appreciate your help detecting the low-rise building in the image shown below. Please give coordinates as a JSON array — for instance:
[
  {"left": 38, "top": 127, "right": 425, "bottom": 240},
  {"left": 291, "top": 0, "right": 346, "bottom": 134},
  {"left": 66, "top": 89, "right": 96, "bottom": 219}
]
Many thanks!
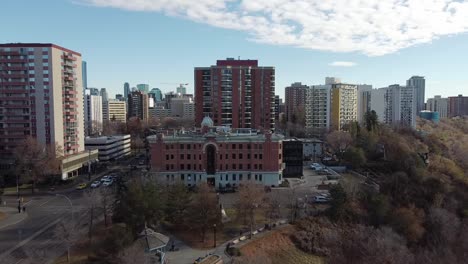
[
  {"left": 301, "top": 138, "right": 323, "bottom": 161},
  {"left": 282, "top": 139, "right": 303, "bottom": 177},
  {"left": 148, "top": 117, "right": 285, "bottom": 189},
  {"left": 85, "top": 135, "right": 131, "bottom": 162}
]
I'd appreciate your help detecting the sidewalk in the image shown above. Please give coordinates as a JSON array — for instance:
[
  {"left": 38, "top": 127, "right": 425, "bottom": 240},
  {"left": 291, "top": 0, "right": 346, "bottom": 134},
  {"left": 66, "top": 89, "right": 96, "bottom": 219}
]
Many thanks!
[{"left": 0, "top": 206, "right": 28, "bottom": 230}]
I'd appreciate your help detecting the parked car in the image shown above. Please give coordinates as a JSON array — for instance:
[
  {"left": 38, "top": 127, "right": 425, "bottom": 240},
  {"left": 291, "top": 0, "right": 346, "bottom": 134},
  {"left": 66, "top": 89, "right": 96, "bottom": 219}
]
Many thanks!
[
  {"left": 313, "top": 195, "right": 330, "bottom": 203},
  {"left": 76, "top": 183, "right": 87, "bottom": 190},
  {"left": 102, "top": 179, "right": 113, "bottom": 187},
  {"left": 100, "top": 176, "right": 110, "bottom": 182},
  {"left": 90, "top": 181, "right": 101, "bottom": 188},
  {"left": 310, "top": 163, "right": 322, "bottom": 170}
]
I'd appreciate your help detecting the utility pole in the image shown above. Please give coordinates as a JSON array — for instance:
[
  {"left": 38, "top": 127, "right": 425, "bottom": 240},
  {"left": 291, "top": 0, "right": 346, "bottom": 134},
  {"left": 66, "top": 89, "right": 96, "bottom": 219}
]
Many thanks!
[{"left": 88, "top": 149, "right": 91, "bottom": 181}]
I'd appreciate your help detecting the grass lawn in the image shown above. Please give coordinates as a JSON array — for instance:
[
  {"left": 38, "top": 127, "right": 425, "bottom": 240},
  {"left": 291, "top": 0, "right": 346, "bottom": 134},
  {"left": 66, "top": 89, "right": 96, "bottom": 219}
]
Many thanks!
[
  {"left": 237, "top": 225, "right": 323, "bottom": 264},
  {"left": 167, "top": 208, "right": 271, "bottom": 249},
  {"left": 3, "top": 184, "right": 32, "bottom": 192}
]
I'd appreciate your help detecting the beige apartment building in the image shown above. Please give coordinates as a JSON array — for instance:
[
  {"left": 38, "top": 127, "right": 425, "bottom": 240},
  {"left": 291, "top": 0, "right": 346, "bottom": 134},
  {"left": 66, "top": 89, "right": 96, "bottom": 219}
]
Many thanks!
[
  {"left": 0, "top": 43, "right": 98, "bottom": 179},
  {"left": 103, "top": 99, "right": 127, "bottom": 123}
]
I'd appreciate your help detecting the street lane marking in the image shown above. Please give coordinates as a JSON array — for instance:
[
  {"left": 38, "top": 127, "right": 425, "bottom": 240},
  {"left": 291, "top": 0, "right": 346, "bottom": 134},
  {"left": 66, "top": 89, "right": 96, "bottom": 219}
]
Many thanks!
[
  {"left": 0, "top": 218, "right": 61, "bottom": 259},
  {"left": 38, "top": 197, "right": 57, "bottom": 207}
]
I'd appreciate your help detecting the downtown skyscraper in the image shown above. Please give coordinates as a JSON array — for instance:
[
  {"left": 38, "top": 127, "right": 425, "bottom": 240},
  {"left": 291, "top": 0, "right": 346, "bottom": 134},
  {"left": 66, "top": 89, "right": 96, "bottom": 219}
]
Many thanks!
[
  {"left": 407, "top": 76, "right": 425, "bottom": 114},
  {"left": 195, "top": 58, "right": 275, "bottom": 129}
]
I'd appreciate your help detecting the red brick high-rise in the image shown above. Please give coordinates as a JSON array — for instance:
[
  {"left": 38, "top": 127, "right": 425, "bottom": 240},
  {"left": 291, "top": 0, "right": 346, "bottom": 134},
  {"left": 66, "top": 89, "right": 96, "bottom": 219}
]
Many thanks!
[
  {"left": 285, "top": 82, "right": 308, "bottom": 122},
  {"left": 195, "top": 58, "right": 275, "bottom": 130},
  {"left": 448, "top": 94, "right": 468, "bottom": 118}
]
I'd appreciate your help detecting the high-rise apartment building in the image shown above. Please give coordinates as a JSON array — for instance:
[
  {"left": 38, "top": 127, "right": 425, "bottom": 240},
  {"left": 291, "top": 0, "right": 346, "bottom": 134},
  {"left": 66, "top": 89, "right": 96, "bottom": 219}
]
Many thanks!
[
  {"left": 285, "top": 82, "right": 308, "bottom": 122},
  {"left": 448, "top": 94, "right": 468, "bottom": 117},
  {"left": 100, "top": 88, "right": 108, "bottom": 104},
  {"left": 127, "top": 90, "right": 149, "bottom": 121},
  {"left": 305, "top": 85, "right": 331, "bottom": 131},
  {"left": 183, "top": 101, "right": 195, "bottom": 120},
  {"left": 274, "top": 95, "right": 283, "bottom": 123},
  {"left": 357, "top": 84, "right": 373, "bottom": 123},
  {"left": 171, "top": 97, "right": 192, "bottom": 118},
  {"left": 103, "top": 99, "right": 127, "bottom": 123},
  {"left": 330, "top": 84, "right": 358, "bottom": 130},
  {"left": 195, "top": 58, "right": 275, "bottom": 129},
  {"left": 426, "top": 95, "right": 448, "bottom": 118},
  {"left": 137, "top": 84, "right": 149, "bottom": 94},
  {"left": 82, "top": 61, "right": 87, "bottom": 90},
  {"left": 115, "top": 94, "right": 124, "bottom": 101},
  {"left": 370, "top": 85, "right": 416, "bottom": 128},
  {"left": 0, "top": 43, "right": 99, "bottom": 179},
  {"left": 84, "top": 89, "right": 102, "bottom": 136},
  {"left": 124, "top": 82, "right": 130, "bottom": 99},
  {"left": 0, "top": 43, "right": 85, "bottom": 156},
  {"left": 149, "top": 88, "right": 163, "bottom": 102},
  {"left": 325, "top": 77, "right": 341, "bottom": 85},
  {"left": 406, "top": 76, "right": 425, "bottom": 114},
  {"left": 176, "top": 84, "right": 187, "bottom": 95}
]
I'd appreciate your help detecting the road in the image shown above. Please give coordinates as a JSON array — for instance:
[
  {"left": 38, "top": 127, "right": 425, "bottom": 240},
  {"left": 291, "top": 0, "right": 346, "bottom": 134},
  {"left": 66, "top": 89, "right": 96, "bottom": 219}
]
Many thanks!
[{"left": 0, "top": 154, "right": 141, "bottom": 263}]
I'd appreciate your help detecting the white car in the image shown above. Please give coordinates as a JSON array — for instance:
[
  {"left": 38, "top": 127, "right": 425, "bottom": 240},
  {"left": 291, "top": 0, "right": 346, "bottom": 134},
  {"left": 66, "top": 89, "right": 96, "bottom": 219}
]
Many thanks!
[
  {"left": 100, "top": 176, "right": 110, "bottom": 182},
  {"left": 102, "top": 179, "right": 113, "bottom": 187},
  {"left": 309, "top": 163, "right": 322, "bottom": 170},
  {"left": 313, "top": 195, "right": 330, "bottom": 203},
  {"left": 90, "top": 181, "right": 101, "bottom": 188}
]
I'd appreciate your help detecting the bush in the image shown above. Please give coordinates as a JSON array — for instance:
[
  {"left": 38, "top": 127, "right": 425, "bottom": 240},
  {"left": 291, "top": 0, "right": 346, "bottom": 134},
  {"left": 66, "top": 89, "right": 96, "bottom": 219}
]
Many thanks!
[
  {"left": 279, "top": 180, "right": 290, "bottom": 187},
  {"left": 227, "top": 247, "right": 242, "bottom": 256}
]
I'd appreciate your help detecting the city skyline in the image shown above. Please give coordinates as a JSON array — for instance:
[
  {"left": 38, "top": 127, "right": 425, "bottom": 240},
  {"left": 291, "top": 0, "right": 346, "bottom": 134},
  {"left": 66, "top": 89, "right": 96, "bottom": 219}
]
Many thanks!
[{"left": 2, "top": 0, "right": 468, "bottom": 100}]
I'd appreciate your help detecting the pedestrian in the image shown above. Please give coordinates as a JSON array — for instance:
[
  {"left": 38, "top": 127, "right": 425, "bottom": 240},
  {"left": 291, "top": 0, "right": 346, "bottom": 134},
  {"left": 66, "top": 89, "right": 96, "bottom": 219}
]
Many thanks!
[
  {"left": 18, "top": 204, "right": 21, "bottom": 213},
  {"left": 22, "top": 205, "right": 26, "bottom": 213}
]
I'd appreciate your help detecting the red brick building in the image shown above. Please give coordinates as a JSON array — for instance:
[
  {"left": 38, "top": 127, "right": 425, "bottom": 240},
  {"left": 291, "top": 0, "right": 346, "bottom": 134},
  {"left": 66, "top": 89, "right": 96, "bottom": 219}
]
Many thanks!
[
  {"left": 149, "top": 117, "right": 284, "bottom": 189},
  {"left": 194, "top": 58, "right": 275, "bottom": 130},
  {"left": 448, "top": 94, "right": 468, "bottom": 117},
  {"left": 285, "top": 82, "right": 308, "bottom": 122}
]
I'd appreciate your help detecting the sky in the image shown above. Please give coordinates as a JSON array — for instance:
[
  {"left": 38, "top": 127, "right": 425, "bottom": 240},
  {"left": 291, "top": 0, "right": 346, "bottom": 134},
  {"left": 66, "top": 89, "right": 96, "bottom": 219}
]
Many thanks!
[{"left": 2, "top": 0, "right": 468, "bottom": 100}]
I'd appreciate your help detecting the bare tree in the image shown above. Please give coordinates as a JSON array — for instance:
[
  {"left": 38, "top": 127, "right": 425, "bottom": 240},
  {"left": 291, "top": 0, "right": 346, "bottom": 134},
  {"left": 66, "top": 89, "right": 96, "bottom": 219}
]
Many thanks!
[
  {"left": 118, "top": 242, "right": 153, "bottom": 264},
  {"left": 84, "top": 188, "right": 102, "bottom": 254},
  {"left": 326, "top": 131, "right": 353, "bottom": 158},
  {"left": 54, "top": 219, "right": 80, "bottom": 263},
  {"left": 236, "top": 181, "right": 266, "bottom": 237},
  {"left": 264, "top": 193, "right": 282, "bottom": 226},
  {"left": 99, "top": 187, "right": 115, "bottom": 227},
  {"left": 187, "top": 182, "right": 221, "bottom": 242},
  {"left": 13, "top": 136, "right": 62, "bottom": 193}
]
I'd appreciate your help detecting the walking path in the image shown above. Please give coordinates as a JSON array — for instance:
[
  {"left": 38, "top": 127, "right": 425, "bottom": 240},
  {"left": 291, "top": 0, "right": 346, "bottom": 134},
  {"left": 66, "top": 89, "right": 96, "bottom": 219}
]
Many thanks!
[{"left": 0, "top": 206, "right": 28, "bottom": 230}]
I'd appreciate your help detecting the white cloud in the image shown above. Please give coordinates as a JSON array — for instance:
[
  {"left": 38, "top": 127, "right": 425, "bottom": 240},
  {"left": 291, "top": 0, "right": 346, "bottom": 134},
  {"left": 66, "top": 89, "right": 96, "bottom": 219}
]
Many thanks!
[
  {"left": 77, "top": 0, "right": 468, "bottom": 56},
  {"left": 329, "top": 61, "right": 357, "bottom": 67}
]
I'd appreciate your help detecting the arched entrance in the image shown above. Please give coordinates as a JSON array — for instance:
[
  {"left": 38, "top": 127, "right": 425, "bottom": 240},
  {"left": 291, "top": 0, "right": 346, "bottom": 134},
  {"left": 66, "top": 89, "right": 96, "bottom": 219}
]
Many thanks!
[{"left": 206, "top": 144, "right": 216, "bottom": 175}]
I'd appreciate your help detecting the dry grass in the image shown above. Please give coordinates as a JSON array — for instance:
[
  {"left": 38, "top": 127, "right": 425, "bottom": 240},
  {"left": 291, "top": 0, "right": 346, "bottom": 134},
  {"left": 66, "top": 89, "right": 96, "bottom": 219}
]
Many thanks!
[
  {"left": 238, "top": 225, "right": 323, "bottom": 264},
  {"left": 0, "top": 211, "right": 7, "bottom": 221}
]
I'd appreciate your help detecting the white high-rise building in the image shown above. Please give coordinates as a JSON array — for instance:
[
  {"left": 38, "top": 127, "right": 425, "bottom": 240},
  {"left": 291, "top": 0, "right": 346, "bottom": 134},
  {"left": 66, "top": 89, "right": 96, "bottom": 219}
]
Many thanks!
[
  {"left": 370, "top": 85, "right": 416, "bottom": 128},
  {"left": 84, "top": 89, "right": 103, "bottom": 135},
  {"left": 183, "top": 101, "right": 195, "bottom": 119},
  {"left": 305, "top": 85, "right": 331, "bottom": 130},
  {"left": 325, "top": 77, "right": 341, "bottom": 85},
  {"left": 426, "top": 95, "right": 448, "bottom": 118}
]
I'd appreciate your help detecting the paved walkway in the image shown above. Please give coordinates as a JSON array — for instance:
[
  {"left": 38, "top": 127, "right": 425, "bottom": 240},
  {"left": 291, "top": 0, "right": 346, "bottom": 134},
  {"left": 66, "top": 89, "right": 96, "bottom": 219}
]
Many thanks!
[{"left": 0, "top": 206, "right": 28, "bottom": 230}]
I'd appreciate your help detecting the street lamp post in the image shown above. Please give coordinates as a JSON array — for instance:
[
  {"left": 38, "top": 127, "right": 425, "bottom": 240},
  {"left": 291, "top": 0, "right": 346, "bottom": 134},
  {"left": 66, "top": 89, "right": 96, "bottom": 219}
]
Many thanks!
[
  {"left": 213, "top": 224, "right": 217, "bottom": 248},
  {"left": 56, "top": 194, "right": 74, "bottom": 222},
  {"left": 88, "top": 150, "right": 91, "bottom": 181}
]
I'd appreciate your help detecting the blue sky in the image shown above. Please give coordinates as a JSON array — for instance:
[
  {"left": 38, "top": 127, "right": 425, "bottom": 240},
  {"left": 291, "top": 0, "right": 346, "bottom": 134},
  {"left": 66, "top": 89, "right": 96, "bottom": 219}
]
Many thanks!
[{"left": 2, "top": 0, "right": 468, "bottom": 100}]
